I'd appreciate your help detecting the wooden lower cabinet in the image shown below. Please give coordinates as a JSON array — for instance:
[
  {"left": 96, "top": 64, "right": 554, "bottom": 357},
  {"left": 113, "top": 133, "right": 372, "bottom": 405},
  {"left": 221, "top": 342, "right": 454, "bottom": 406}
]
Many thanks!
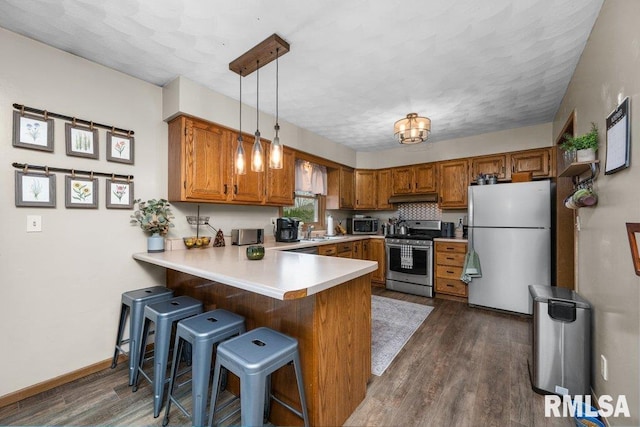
[
  {"left": 318, "top": 244, "right": 337, "bottom": 256},
  {"left": 337, "top": 242, "right": 353, "bottom": 258},
  {"left": 352, "top": 240, "right": 363, "bottom": 259},
  {"left": 435, "top": 241, "right": 468, "bottom": 298},
  {"left": 365, "top": 238, "right": 386, "bottom": 286}
]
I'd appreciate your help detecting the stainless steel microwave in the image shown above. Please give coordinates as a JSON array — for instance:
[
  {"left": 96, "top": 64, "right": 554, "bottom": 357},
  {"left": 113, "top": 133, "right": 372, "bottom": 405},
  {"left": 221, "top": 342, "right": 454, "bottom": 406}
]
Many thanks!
[{"left": 346, "top": 217, "right": 379, "bottom": 235}]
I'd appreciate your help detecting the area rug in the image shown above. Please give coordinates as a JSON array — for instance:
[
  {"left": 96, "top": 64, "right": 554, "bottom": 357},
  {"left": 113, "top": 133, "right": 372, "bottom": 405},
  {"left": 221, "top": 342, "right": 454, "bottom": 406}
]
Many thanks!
[{"left": 371, "top": 295, "right": 433, "bottom": 376}]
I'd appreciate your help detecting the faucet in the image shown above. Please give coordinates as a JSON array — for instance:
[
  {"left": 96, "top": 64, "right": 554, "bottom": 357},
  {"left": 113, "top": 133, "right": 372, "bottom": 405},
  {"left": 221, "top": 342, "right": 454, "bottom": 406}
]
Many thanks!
[{"left": 306, "top": 225, "right": 314, "bottom": 239}]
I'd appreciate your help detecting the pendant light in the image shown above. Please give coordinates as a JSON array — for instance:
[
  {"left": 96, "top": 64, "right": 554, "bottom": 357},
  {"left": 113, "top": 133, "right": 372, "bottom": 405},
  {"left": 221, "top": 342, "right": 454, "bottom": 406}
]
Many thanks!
[
  {"left": 234, "top": 73, "right": 246, "bottom": 175},
  {"left": 251, "top": 60, "right": 264, "bottom": 172},
  {"left": 269, "top": 48, "right": 283, "bottom": 169}
]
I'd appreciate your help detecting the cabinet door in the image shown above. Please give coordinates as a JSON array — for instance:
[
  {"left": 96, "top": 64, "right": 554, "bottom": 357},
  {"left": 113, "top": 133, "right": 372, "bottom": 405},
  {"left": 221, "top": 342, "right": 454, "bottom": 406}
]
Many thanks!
[
  {"left": 352, "top": 240, "right": 363, "bottom": 259},
  {"left": 318, "top": 244, "right": 337, "bottom": 256},
  {"left": 510, "top": 148, "right": 551, "bottom": 178},
  {"left": 182, "top": 117, "right": 229, "bottom": 202},
  {"left": 355, "top": 170, "right": 377, "bottom": 210},
  {"left": 340, "top": 167, "right": 355, "bottom": 209},
  {"left": 414, "top": 163, "right": 437, "bottom": 193},
  {"left": 265, "top": 146, "right": 295, "bottom": 205},
  {"left": 368, "top": 239, "right": 386, "bottom": 284},
  {"left": 231, "top": 134, "right": 264, "bottom": 203},
  {"left": 438, "top": 159, "right": 469, "bottom": 209},
  {"left": 391, "top": 166, "right": 413, "bottom": 195},
  {"left": 470, "top": 154, "right": 508, "bottom": 182},
  {"left": 376, "top": 169, "right": 394, "bottom": 210}
]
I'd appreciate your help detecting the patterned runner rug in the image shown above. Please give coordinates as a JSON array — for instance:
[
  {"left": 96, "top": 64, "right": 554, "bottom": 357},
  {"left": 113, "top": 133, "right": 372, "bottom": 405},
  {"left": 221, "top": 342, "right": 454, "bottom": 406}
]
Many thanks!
[{"left": 371, "top": 295, "right": 434, "bottom": 376}]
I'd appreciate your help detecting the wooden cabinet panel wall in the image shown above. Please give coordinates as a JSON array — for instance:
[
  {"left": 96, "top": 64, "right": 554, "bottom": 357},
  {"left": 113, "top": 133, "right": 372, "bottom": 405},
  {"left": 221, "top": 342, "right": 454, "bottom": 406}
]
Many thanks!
[
  {"left": 168, "top": 115, "right": 295, "bottom": 206},
  {"left": 391, "top": 163, "right": 437, "bottom": 195},
  {"left": 366, "top": 238, "right": 386, "bottom": 286},
  {"left": 470, "top": 154, "right": 508, "bottom": 183},
  {"left": 510, "top": 148, "right": 552, "bottom": 178},
  {"left": 327, "top": 167, "right": 355, "bottom": 210}
]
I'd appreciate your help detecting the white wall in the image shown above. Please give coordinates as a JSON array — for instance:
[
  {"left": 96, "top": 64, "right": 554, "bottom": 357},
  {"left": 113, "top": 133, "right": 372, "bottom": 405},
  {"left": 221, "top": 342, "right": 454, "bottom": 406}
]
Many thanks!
[
  {"left": 357, "top": 122, "right": 552, "bottom": 169},
  {"left": 552, "top": 1, "right": 639, "bottom": 424},
  {"left": 0, "top": 29, "right": 166, "bottom": 396}
]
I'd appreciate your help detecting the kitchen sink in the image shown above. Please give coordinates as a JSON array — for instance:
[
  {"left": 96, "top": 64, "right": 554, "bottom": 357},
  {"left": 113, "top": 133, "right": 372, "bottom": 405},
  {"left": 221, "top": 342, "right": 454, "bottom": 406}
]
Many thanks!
[{"left": 301, "top": 236, "right": 346, "bottom": 242}]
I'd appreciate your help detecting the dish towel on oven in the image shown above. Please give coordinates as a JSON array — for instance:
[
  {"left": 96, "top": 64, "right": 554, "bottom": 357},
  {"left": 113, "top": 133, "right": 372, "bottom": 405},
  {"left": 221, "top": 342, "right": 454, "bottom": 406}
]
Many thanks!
[{"left": 401, "top": 245, "right": 413, "bottom": 269}]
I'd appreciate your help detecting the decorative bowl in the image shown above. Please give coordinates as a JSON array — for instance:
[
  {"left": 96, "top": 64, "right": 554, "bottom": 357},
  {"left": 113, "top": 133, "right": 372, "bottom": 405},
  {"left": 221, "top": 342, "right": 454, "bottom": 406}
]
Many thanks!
[
  {"left": 246, "top": 245, "right": 265, "bottom": 260},
  {"left": 183, "top": 236, "right": 211, "bottom": 249}
]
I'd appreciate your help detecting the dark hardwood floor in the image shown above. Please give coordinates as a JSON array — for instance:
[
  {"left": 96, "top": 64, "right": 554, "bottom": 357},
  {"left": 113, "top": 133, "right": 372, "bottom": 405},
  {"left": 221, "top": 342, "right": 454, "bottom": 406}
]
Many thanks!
[{"left": 0, "top": 288, "right": 573, "bottom": 426}]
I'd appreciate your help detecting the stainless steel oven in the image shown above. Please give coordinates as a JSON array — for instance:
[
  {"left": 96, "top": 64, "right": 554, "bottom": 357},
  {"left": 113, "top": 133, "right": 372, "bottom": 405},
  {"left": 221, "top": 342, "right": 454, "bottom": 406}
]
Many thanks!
[{"left": 385, "top": 220, "right": 442, "bottom": 297}]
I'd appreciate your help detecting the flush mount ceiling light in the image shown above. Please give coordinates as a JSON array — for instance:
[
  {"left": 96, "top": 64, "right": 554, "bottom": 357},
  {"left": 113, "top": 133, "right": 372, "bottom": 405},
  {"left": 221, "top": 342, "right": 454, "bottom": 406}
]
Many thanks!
[
  {"left": 229, "top": 34, "right": 290, "bottom": 172},
  {"left": 394, "top": 113, "right": 431, "bottom": 144}
]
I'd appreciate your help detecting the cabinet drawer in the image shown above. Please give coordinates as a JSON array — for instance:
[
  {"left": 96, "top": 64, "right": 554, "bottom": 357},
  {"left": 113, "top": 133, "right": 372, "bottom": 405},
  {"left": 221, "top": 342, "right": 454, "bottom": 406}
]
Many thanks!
[
  {"left": 337, "top": 242, "right": 353, "bottom": 254},
  {"left": 435, "top": 242, "right": 467, "bottom": 253},
  {"left": 436, "top": 278, "right": 468, "bottom": 297},
  {"left": 436, "top": 265, "right": 463, "bottom": 280},
  {"left": 436, "top": 252, "right": 466, "bottom": 266},
  {"left": 318, "top": 245, "right": 337, "bottom": 256}
]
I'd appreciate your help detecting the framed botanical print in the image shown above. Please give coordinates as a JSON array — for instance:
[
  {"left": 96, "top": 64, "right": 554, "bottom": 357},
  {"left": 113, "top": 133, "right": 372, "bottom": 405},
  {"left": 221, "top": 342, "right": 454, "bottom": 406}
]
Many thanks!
[
  {"left": 12, "top": 111, "right": 55, "bottom": 152},
  {"left": 65, "top": 123, "right": 99, "bottom": 159},
  {"left": 106, "top": 179, "right": 134, "bottom": 209},
  {"left": 15, "top": 171, "right": 56, "bottom": 207},
  {"left": 106, "top": 131, "right": 134, "bottom": 164},
  {"left": 65, "top": 175, "right": 99, "bottom": 208}
]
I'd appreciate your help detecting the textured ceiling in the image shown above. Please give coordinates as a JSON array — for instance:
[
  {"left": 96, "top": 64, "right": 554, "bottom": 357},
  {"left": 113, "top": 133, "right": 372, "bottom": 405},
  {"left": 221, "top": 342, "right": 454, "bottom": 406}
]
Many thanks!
[{"left": 0, "top": 0, "right": 603, "bottom": 151}]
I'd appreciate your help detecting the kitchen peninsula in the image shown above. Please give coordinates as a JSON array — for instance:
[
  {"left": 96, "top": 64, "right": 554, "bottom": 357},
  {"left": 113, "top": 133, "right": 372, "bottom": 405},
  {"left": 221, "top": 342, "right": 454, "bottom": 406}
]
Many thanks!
[{"left": 133, "top": 246, "right": 377, "bottom": 426}]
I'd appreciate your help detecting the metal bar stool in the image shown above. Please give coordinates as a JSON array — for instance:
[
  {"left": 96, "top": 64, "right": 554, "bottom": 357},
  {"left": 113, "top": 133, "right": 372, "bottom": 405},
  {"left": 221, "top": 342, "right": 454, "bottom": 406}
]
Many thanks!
[
  {"left": 162, "top": 309, "right": 246, "bottom": 427},
  {"left": 133, "top": 295, "right": 203, "bottom": 418},
  {"left": 111, "top": 286, "right": 174, "bottom": 385},
  {"left": 208, "top": 327, "right": 310, "bottom": 427}
]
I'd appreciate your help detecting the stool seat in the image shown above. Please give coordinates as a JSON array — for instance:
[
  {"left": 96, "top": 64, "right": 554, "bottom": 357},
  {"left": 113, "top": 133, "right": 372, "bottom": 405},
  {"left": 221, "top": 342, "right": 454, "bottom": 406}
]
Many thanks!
[
  {"left": 162, "top": 309, "right": 246, "bottom": 427},
  {"left": 208, "top": 327, "right": 310, "bottom": 427},
  {"left": 133, "top": 295, "right": 203, "bottom": 418},
  {"left": 111, "top": 286, "right": 174, "bottom": 385}
]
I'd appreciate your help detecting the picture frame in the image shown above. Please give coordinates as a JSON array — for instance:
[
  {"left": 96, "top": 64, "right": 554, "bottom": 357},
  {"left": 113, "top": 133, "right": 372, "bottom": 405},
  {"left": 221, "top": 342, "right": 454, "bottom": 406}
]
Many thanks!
[
  {"left": 65, "top": 123, "right": 99, "bottom": 159},
  {"left": 15, "top": 171, "right": 56, "bottom": 208},
  {"left": 65, "top": 175, "right": 99, "bottom": 209},
  {"left": 106, "top": 131, "right": 135, "bottom": 164},
  {"left": 605, "top": 97, "right": 631, "bottom": 175},
  {"left": 106, "top": 178, "right": 134, "bottom": 209},
  {"left": 626, "top": 223, "right": 640, "bottom": 277},
  {"left": 12, "top": 110, "right": 54, "bottom": 152}
]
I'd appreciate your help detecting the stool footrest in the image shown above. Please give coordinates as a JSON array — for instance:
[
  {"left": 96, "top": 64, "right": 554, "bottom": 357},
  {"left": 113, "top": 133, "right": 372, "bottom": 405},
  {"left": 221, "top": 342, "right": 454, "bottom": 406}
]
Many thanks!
[{"left": 271, "top": 394, "right": 304, "bottom": 419}]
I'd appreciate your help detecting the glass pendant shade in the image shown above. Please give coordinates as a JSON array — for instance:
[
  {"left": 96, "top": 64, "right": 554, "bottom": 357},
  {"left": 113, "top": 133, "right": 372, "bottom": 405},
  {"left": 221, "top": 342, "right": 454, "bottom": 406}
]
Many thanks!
[
  {"left": 235, "top": 136, "right": 246, "bottom": 175},
  {"left": 251, "top": 131, "right": 264, "bottom": 172},
  {"left": 270, "top": 125, "right": 283, "bottom": 169},
  {"left": 394, "top": 113, "right": 431, "bottom": 144}
]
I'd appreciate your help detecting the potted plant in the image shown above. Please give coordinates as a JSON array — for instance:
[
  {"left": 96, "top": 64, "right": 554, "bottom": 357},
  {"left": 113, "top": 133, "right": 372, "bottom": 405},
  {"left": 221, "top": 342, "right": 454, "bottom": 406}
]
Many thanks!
[
  {"left": 130, "top": 198, "right": 175, "bottom": 252},
  {"left": 560, "top": 122, "right": 599, "bottom": 162}
]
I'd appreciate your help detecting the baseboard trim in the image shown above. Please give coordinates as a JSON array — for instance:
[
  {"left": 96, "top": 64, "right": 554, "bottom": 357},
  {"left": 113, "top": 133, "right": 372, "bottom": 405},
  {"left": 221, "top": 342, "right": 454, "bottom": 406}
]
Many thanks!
[{"left": 0, "top": 354, "right": 127, "bottom": 409}]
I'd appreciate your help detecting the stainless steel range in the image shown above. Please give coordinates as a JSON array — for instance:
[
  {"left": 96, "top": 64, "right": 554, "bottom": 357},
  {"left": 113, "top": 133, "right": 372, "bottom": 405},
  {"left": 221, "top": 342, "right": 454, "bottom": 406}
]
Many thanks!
[{"left": 385, "top": 220, "right": 442, "bottom": 297}]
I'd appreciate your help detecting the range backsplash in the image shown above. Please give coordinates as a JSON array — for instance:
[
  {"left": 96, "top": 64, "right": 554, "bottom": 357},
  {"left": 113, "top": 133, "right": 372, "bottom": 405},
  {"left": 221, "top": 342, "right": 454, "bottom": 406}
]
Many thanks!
[{"left": 397, "top": 202, "right": 442, "bottom": 220}]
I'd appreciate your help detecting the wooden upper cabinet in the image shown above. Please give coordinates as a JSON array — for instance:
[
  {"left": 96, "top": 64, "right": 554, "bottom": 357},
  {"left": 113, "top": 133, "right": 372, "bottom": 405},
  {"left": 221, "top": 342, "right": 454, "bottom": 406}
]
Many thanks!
[
  {"left": 230, "top": 134, "right": 264, "bottom": 203},
  {"left": 168, "top": 115, "right": 229, "bottom": 202},
  {"left": 438, "top": 159, "right": 469, "bottom": 209},
  {"left": 470, "top": 154, "right": 508, "bottom": 182},
  {"left": 355, "top": 170, "right": 377, "bottom": 210},
  {"left": 510, "top": 148, "right": 552, "bottom": 178},
  {"left": 265, "top": 145, "right": 295, "bottom": 206},
  {"left": 391, "top": 163, "right": 437, "bottom": 195},
  {"left": 328, "top": 167, "right": 355, "bottom": 209},
  {"left": 414, "top": 163, "right": 437, "bottom": 193},
  {"left": 376, "top": 169, "right": 393, "bottom": 210}
]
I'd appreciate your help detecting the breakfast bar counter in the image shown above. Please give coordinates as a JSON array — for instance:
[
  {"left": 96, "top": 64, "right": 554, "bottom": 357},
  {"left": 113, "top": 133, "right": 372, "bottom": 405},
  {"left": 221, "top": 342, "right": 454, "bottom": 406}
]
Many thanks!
[{"left": 133, "top": 247, "right": 377, "bottom": 426}]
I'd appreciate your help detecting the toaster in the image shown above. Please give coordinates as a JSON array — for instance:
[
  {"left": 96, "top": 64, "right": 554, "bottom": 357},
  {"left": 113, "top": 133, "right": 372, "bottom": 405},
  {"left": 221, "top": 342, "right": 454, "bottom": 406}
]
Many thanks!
[{"left": 231, "top": 229, "right": 264, "bottom": 246}]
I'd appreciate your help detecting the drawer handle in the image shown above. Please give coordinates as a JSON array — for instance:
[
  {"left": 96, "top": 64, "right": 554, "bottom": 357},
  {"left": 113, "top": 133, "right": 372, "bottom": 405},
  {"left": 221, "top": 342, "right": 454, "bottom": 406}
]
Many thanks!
[
  {"left": 446, "top": 247, "right": 454, "bottom": 250},
  {"left": 447, "top": 270, "right": 455, "bottom": 274},
  {"left": 446, "top": 257, "right": 454, "bottom": 260},
  {"left": 446, "top": 284, "right": 454, "bottom": 288}
]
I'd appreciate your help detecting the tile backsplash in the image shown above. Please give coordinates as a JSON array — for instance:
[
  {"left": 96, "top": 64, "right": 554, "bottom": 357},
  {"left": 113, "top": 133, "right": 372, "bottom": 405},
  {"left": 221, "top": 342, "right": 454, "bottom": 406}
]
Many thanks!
[{"left": 398, "top": 202, "right": 442, "bottom": 220}]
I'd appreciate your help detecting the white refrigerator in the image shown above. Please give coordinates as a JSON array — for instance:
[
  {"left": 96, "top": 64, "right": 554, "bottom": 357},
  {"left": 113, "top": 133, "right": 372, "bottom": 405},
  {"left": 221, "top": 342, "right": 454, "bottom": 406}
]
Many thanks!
[{"left": 467, "top": 181, "right": 552, "bottom": 314}]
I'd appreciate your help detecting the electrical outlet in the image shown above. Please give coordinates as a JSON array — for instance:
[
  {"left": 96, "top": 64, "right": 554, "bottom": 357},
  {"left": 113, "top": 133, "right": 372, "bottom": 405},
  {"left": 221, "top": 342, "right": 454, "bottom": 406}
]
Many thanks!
[
  {"left": 601, "top": 354, "right": 608, "bottom": 381},
  {"left": 27, "top": 215, "right": 42, "bottom": 232}
]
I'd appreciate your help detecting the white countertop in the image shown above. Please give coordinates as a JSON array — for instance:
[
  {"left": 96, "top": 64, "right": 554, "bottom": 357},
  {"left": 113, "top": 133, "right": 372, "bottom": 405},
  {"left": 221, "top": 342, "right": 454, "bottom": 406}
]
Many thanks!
[
  {"left": 433, "top": 237, "right": 468, "bottom": 243},
  {"left": 133, "top": 240, "right": 378, "bottom": 300}
]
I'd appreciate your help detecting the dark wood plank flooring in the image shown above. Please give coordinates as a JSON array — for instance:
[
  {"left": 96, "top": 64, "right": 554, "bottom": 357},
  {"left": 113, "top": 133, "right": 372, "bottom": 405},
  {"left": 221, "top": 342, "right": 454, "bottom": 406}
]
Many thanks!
[{"left": 0, "top": 288, "right": 573, "bottom": 426}]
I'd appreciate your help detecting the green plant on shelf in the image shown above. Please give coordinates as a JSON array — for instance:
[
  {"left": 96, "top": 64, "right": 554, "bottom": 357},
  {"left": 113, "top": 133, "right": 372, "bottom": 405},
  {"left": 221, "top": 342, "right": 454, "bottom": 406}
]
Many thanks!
[{"left": 560, "top": 122, "right": 599, "bottom": 152}]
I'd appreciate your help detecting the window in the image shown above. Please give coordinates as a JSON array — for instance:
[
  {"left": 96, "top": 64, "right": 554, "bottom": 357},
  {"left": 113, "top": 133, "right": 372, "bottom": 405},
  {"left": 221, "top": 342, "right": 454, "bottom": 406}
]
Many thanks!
[
  {"left": 282, "top": 191, "right": 326, "bottom": 228},
  {"left": 281, "top": 159, "right": 328, "bottom": 229}
]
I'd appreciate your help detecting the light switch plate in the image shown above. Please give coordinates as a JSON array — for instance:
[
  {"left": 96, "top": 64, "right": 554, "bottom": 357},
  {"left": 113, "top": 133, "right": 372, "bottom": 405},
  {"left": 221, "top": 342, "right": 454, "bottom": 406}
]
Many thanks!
[{"left": 27, "top": 215, "right": 42, "bottom": 232}]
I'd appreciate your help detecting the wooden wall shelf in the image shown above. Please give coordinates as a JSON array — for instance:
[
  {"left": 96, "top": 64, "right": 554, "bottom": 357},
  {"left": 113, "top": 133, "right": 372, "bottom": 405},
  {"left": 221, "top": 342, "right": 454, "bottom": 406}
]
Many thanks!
[{"left": 559, "top": 160, "right": 599, "bottom": 178}]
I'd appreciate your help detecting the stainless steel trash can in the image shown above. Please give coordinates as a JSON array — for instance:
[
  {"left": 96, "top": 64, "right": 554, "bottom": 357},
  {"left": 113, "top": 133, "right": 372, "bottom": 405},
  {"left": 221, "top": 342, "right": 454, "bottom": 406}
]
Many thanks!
[{"left": 528, "top": 284, "right": 591, "bottom": 396}]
